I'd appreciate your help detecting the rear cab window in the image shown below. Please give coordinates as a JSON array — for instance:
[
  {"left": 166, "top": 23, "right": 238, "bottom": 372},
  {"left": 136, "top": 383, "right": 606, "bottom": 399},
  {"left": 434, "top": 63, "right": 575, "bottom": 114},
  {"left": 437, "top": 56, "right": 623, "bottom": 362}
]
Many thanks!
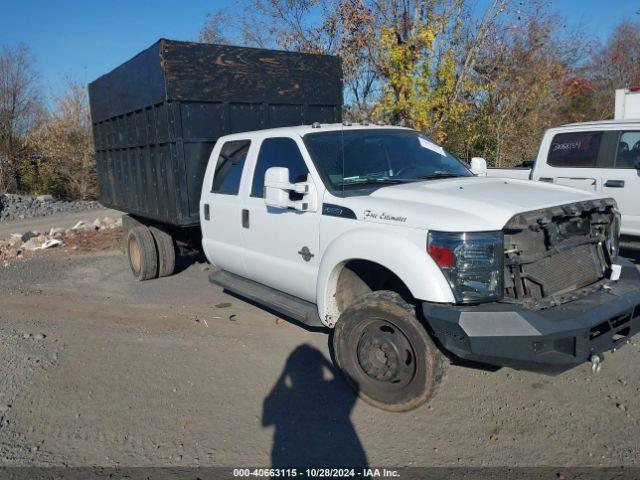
[
  {"left": 615, "top": 131, "right": 640, "bottom": 168},
  {"left": 211, "top": 140, "right": 251, "bottom": 195},
  {"left": 547, "top": 131, "right": 604, "bottom": 168}
]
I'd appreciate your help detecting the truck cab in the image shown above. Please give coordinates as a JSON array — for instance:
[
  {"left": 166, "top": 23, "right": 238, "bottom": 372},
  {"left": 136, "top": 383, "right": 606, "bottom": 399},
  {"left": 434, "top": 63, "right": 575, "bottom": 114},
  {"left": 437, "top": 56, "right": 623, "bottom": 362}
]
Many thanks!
[{"left": 201, "top": 123, "right": 640, "bottom": 411}]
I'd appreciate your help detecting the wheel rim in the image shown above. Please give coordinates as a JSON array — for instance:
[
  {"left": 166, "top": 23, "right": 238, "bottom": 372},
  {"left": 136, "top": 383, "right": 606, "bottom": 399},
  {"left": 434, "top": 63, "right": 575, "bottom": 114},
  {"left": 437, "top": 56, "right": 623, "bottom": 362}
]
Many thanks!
[
  {"left": 129, "top": 236, "right": 141, "bottom": 274},
  {"left": 355, "top": 319, "right": 416, "bottom": 386}
]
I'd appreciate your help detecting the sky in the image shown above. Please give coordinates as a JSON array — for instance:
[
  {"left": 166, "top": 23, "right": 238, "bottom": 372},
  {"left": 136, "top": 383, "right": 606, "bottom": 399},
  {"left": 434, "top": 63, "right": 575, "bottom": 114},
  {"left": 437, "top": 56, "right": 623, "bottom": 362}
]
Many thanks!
[{"left": 0, "top": 0, "right": 638, "bottom": 100}]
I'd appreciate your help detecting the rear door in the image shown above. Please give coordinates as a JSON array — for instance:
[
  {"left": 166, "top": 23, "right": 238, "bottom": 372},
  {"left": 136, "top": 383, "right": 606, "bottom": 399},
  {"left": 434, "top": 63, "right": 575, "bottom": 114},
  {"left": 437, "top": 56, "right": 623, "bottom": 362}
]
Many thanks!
[
  {"left": 200, "top": 139, "right": 252, "bottom": 276},
  {"left": 601, "top": 130, "right": 640, "bottom": 236}
]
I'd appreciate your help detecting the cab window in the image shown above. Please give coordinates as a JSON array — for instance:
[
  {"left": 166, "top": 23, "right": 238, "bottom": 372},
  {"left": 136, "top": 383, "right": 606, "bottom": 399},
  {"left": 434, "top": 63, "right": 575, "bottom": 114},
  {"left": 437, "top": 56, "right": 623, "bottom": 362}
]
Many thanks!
[
  {"left": 615, "top": 131, "right": 640, "bottom": 168},
  {"left": 547, "top": 131, "right": 603, "bottom": 168},
  {"left": 211, "top": 140, "right": 251, "bottom": 195},
  {"left": 251, "top": 138, "right": 309, "bottom": 198}
]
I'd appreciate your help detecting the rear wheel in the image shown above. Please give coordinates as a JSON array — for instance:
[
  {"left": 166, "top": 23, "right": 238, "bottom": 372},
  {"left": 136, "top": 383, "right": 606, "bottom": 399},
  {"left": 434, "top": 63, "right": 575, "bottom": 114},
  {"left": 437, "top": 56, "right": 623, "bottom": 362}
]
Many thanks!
[
  {"left": 149, "top": 225, "right": 176, "bottom": 277},
  {"left": 126, "top": 226, "right": 158, "bottom": 281},
  {"left": 333, "top": 291, "right": 445, "bottom": 412}
]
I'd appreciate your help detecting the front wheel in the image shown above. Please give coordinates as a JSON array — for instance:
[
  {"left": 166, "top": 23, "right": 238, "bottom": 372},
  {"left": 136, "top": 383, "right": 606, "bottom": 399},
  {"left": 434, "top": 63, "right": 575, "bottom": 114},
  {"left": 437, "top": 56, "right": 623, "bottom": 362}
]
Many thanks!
[{"left": 333, "top": 291, "right": 445, "bottom": 412}]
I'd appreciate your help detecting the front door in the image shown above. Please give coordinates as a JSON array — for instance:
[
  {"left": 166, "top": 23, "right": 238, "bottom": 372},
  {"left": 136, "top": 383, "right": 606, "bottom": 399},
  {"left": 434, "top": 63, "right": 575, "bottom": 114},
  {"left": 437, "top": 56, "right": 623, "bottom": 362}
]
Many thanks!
[
  {"left": 601, "top": 130, "right": 640, "bottom": 237},
  {"left": 201, "top": 139, "right": 252, "bottom": 276},
  {"left": 241, "top": 136, "right": 321, "bottom": 302}
]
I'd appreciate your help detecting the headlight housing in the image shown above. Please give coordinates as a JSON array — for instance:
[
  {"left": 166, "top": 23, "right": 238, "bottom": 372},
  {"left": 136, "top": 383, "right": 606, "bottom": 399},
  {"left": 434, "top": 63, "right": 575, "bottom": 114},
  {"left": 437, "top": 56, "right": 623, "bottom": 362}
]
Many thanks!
[
  {"left": 607, "top": 210, "right": 621, "bottom": 259},
  {"left": 428, "top": 230, "right": 504, "bottom": 303}
]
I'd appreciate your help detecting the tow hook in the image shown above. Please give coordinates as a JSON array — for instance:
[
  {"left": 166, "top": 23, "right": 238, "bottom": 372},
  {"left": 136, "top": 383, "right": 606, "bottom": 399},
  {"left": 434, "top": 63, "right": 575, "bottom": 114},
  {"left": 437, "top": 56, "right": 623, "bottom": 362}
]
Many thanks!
[{"left": 590, "top": 353, "right": 603, "bottom": 374}]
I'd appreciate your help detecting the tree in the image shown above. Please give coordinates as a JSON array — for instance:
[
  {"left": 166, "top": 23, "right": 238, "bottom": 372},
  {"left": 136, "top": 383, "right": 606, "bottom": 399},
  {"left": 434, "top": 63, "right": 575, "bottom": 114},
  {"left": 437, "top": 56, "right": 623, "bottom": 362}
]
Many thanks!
[
  {"left": 200, "top": 0, "right": 379, "bottom": 118},
  {"left": 30, "top": 80, "right": 96, "bottom": 200},
  {"left": 199, "top": 9, "right": 235, "bottom": 45},
  {"left": 197, "top": 2, "right": 637, "bottom": 165},
  {"left": 589, "top": 21, "right": 640, "bottom": 118},
  {"left": 373, "top": 0, "right": 508, "bottom": 144},
  {"left": 0, "top": 43, "right": 41, "bottom": 193},
  {"left": 469, "top": 3, "right": 587, "bottom": 166}
]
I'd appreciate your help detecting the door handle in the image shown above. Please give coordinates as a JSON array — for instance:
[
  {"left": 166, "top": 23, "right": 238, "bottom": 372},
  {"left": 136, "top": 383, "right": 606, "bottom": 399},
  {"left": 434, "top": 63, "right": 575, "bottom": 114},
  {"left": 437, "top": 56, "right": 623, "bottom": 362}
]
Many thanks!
[
  {"left": 203, "top": 204, "right": 210, "bottom": 221},
  {"left": 242, "top": 209, "right": 249, "bottom": 228},
  {"left": 604, "top": 180, "right": 625, "bottom": 188}
]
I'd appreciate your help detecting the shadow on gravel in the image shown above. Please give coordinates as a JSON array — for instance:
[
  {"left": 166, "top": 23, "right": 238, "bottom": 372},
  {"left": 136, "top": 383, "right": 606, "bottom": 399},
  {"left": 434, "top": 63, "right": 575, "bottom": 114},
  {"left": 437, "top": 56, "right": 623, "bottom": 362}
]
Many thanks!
[{"left": 262, "top": 344, "right": 368, "bottom": 469}]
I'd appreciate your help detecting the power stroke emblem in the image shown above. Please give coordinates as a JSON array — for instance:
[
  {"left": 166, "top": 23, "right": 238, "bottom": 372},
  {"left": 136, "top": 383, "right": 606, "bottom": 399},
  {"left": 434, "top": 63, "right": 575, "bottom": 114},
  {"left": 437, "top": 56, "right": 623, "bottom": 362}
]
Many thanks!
[{"left": 298, "top": 246, "right": 314, "bottom": 262}]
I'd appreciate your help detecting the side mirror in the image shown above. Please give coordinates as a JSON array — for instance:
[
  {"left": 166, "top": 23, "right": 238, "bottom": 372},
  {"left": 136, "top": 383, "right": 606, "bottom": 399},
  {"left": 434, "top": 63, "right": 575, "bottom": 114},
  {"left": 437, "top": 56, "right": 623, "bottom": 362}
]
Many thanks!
[
  {"left": 264, "top": 167, "right": 316, "bottom": 212},
  {"left": 470, "top": 157, "right": 488, "bottom": 176}
]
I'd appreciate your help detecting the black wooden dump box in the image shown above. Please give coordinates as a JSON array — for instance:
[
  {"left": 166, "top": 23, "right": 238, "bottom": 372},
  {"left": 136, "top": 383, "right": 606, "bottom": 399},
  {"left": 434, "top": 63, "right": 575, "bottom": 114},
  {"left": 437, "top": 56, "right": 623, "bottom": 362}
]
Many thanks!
[{"left": 88, "top": 39, "right": 343, "bottom": 227}]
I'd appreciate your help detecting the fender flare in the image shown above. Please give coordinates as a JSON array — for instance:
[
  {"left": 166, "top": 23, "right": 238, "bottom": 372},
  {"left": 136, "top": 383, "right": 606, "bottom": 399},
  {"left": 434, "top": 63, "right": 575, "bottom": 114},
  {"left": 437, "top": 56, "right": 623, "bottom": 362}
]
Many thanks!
[{"left": 316, "top": 228, "right": 454, "bottom": 326}]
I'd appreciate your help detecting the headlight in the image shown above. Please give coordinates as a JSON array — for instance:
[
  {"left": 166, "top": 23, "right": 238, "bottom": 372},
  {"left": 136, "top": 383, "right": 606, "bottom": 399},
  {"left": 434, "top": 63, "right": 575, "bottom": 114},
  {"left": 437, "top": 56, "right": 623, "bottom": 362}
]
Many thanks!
[
  {"left": 607, "top": 210, "right": 621, "bottom": 259},
  {"left": 428, "top": 231, "right": 504, "bottom": 303}
]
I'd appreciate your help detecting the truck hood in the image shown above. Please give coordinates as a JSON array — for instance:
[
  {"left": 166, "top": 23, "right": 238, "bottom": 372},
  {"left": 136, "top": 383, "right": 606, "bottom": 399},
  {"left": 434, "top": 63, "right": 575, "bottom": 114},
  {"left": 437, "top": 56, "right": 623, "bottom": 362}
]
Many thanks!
[{"left": 337, "top": 177, "right": 606, "bottom": 231}]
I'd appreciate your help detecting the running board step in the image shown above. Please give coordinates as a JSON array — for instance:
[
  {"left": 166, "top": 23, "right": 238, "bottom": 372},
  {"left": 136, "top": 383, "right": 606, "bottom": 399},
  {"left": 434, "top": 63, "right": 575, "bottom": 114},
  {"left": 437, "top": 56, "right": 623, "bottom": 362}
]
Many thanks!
[
  {"left": 620, "top": 240, "right": 640, "bottom": 251},
  {"left": 208, "top": 270, "right": 324, "bottom": 327}
]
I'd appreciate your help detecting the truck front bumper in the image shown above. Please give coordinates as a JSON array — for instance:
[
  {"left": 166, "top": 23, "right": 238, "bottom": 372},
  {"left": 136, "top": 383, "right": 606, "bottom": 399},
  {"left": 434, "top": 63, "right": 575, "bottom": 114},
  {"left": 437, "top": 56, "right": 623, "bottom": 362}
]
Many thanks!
[{"left": 423, "top": 259, "right": 640, "bottom": 372}]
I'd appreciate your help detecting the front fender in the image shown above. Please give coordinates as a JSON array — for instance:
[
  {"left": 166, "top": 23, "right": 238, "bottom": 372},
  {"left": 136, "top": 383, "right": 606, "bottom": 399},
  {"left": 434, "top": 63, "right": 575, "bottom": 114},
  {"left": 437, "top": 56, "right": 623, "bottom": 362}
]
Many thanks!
[{"left": 316, "top": 228, "right": 455, "bottom": 326}]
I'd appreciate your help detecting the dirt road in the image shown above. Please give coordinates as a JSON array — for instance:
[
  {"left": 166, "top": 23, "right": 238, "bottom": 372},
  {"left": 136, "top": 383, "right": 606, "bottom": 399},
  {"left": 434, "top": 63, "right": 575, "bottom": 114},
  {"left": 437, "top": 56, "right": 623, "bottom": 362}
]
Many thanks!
[{"left": 0, "top": 246, "right": 639, "bottom": 467}]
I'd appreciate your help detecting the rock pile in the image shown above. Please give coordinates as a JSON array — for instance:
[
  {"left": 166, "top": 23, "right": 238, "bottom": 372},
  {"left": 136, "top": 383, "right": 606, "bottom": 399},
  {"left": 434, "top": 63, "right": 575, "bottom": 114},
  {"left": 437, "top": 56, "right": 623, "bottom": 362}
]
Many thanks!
[
  {"left": 0, "top": 216, "right": 122, "bottom": 264},
  {"left": 0, "top": 194, "right": 102, "bottom": 222}
]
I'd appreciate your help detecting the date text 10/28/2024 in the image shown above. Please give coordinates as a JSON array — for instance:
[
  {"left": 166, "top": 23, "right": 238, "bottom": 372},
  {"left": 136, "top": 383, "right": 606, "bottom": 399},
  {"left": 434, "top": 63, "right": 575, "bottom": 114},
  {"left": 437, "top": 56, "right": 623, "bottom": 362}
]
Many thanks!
[{"left": 233, "top": 468, "right": 400, "bottom": 478}]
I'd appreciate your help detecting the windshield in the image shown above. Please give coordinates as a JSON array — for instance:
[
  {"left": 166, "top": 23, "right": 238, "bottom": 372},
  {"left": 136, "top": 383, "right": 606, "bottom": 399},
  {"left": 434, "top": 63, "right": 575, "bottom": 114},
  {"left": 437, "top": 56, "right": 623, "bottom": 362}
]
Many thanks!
[{"left": 303, "top": 128, "right": 472, "bottom": 196}]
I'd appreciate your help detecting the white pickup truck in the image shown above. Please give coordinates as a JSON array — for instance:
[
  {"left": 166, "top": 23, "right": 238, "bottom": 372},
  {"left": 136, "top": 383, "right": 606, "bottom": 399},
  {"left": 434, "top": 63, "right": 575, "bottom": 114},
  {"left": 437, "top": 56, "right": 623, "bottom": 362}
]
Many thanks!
[
  {"left": 194, "top": 123, "right": 640, "bottom": 411},
  {"left": 478, "top": 119, "right": 640, "bottom": 245}
]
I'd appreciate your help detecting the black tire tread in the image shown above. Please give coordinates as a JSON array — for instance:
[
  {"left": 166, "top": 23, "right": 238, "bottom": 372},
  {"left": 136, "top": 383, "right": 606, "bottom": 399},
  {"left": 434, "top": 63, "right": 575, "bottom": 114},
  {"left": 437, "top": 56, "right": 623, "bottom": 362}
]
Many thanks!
[
  {"left": 333, "top": 290, "right": 446, "bottom": 412},
  {"left": 149, "top": 226, "right": 176, "bottom": 278},
  {"left": 126, "top": 226, "right": 158, "bottom": 281}
]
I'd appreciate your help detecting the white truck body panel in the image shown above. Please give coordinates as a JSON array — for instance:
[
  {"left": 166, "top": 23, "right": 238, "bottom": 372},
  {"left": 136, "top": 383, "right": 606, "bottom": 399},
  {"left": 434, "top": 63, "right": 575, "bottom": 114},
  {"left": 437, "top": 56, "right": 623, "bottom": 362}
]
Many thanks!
[{"left": 316, "top": 218, "right": 456, "bottom": 324}]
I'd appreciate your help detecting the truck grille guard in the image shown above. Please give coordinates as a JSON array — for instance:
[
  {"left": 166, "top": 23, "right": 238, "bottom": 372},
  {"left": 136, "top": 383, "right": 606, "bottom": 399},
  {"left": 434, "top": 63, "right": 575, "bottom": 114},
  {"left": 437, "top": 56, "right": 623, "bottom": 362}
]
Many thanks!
[{"left": 502, "top": 198, "right": 617, "bottom": 310}]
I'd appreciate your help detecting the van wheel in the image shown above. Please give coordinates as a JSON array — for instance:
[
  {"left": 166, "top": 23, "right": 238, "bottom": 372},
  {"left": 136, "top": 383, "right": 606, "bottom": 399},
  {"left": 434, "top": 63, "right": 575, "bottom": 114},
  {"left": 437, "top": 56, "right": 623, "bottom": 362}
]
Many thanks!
[
  {"left": 333, "top": 291, "right": 445, "bottom": 412},
  {"left": 149, "top": 226, "right": 176, "bottom": 277},
  {"left": 126, "top": 226, "right": 158, "bottom": 281}
]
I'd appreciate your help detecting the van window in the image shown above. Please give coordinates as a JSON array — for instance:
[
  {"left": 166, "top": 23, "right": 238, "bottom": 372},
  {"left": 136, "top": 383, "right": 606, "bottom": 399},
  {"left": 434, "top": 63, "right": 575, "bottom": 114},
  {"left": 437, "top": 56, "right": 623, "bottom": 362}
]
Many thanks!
[
  {"left": 251, "top": 138, "right": 309, "bottom": 198},
  {"left": 211, "top": 140, "right": 251, "bottom": 195},
  {"left": 548, "top": 132, "right": 603, "bottom": 168},
  {"left": 615, "top": 131, "right": 640, "bottom": 168}
]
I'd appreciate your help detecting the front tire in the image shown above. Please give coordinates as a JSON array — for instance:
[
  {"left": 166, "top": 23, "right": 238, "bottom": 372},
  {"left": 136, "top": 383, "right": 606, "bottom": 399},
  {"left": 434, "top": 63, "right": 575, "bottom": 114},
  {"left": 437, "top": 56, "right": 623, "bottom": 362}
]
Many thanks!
[{"left": 333, "top": 291, "right": 445, "bottom": 412}]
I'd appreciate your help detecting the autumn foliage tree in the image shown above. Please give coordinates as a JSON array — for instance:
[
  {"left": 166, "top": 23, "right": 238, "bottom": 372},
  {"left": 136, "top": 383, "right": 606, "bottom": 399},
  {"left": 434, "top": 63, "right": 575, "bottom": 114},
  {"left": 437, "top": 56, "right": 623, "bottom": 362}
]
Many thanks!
[
  {"left": 30, "top": 80, "right": 96, "bottom": 200},
  {"left": 589, "top": 21, "right": 640, "bottom": 118},
  {"left": 0, "top": 43, "right": 41, "bottom": 193}
]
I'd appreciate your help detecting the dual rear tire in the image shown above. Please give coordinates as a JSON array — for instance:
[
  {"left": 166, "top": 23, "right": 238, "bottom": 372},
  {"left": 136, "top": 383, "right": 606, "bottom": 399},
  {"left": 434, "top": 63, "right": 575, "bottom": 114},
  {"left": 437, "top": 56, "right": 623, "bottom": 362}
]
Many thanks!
[{"left": 126, "top": 224, "right": 176, "bottom": 281}]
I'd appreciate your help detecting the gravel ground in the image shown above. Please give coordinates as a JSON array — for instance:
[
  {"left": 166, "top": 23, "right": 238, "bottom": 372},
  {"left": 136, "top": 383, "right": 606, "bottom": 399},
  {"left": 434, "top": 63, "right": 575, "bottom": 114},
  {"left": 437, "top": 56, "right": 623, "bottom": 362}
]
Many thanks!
[
  {"left": 0, "top": 194, "right": 102, "bottom": 223},
  {"left": 0, "top": 208, "right": 121, "bottom": 241},
  {"left": 0, "top": 244, "right": 639, "bottom": 468}
]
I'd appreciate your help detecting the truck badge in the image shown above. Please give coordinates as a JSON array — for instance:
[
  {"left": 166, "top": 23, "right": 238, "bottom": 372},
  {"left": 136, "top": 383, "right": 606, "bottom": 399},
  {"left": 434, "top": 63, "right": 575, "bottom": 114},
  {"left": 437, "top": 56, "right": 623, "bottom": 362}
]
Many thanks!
[{"left": 298, "top": 246, "right": 314, "bottom": 262}]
